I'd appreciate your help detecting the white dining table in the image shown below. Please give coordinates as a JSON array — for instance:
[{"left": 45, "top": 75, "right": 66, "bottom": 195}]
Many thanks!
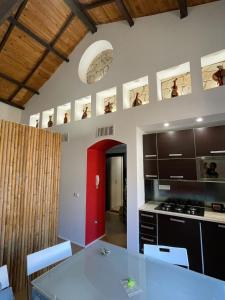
[{"left": 32, "top": 240, "right": 225, "bottom": 300}]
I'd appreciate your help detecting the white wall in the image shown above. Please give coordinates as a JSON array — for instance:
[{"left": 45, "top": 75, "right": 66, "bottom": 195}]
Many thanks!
[
  {"left": 0, "top": 102, "right": 22, "bottom": 123},
  {"left": 22, "top": 0, "right": 225, "bottom": 252}
]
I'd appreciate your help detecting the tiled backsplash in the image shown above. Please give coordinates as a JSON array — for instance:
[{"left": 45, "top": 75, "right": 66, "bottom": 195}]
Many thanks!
[{"left": 145, "top": 180, "right": 225, "bottom": 206}]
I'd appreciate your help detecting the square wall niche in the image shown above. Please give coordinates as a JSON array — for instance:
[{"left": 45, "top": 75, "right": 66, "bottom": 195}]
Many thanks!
[
  {"left": 157, "top": 62, "right": 192, "bottom": 101},
  {"left": 75, "top": 96, "right": 91, "bottom": 121},
  {"left": 29, "top": 113, "right": 40, "bottom": 128},
  {"left": 96, "top": 87, "right": 117, "bottom": 116},
  {"left": 201, "top": 49, "right": 225, "bottom": 91},
  {"left": 57, "top": 103, "right": 71, "bottom": 125},
  {"left": 42, "top": 108, "right": 54, "bottom": 128},
  {"left": 123, "top": 76, "right": 149, "bottom": 109}
]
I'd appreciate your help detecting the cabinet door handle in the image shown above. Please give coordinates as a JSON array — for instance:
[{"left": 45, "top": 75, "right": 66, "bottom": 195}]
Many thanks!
[
  {"left": 141, "top": 237, "right": 155, "bottom": 243},
  {"left": 170, "top": 218, "right": 185, "bottom": 224},
  {"left": 170, "top": 175, "right": 184, "bottom": 179},
  {"left": 145, "top": 175, "right": 158, "bottom": 178},
  {"left": 218, "top": 224, "right": 225, "bottom": 229},
  {"left": 169, "top": 153, "right": 183, "bottom": 157},
  {"left": 141, "top": 213, "right": 154, "bottom": 218},
  {"left": 145, "top": 154, "right": 157, "bottom": 158},
  {"left": 210, "top": 150, "right": 225, "bottom": 154},
  {"left": 141, "top": 225, "right": 154, "bottom": 230}
]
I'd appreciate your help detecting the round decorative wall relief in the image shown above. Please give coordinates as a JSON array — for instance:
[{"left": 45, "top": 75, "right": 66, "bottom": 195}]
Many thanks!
[{"left": 78, "top": 40, "right": 113, "bottom": 84}]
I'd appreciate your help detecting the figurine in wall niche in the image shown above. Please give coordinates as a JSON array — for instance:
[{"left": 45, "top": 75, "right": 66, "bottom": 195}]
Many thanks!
[
  {"left": 212, "top": 65, "right": 225, "bottom": 86},
  {"left": 82, "top": 107, "right": 88, "bottom": 119},
  {"left": 48, "top": 115, "right": 53, "bottom": 128},
  {"left": 132, "top": 92, "right": 142, "bottom": 107},
  {"left": 64, "top": 113, "right": 68, "bottom": 124},
  {"left": 104, "top": 102, "right": 113, "bottom": 114},
  {"left": 171, "top": 78, "right": 179, "bottom": 98},
  {"left": 36, "top": 120, "right": 39, "bottom": 128}
]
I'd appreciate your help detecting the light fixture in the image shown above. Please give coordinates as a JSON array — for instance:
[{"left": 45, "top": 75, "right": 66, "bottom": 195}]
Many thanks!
[
  {"left": 196, "top": 117, "right": 203, "bottom": 122},
  {"left": 164, "top": 122, "right": 170, "bottom": 127}
]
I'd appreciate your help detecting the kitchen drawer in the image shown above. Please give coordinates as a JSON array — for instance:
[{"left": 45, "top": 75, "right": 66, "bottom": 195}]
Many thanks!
[
  {"left": 139, "top": 211, "right": 156, "bottom": 224},
  {"left": 140, "top": 223, "right": 157, "bottom": 236},
  {"left": 140, "top": 235, "right": 157, "bottom": 253}
]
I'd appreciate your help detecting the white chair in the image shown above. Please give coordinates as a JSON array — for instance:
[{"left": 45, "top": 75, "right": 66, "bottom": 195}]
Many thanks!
[
  {"left": 144, "top": 244, "right": 189, "bottom": 268},
  {"left": 0, "top": 265, "right": 14, "bottom": 299},
  {"left": 27, "top": 241, "right": 72, "bottom": 299}
]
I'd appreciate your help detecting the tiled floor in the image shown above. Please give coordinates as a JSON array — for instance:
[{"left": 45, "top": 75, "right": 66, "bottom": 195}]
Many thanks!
[
  {"left": 102, "top": 211, "right": 127, "bottom": 248},
  {"left": 15, "top": 212, "right": 126, "bottom": 299}
]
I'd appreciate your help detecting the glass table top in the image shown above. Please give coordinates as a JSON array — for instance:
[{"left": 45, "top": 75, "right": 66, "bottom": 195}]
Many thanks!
[{"left": 32, "top": 240, "right": 225, "bottom": 300}]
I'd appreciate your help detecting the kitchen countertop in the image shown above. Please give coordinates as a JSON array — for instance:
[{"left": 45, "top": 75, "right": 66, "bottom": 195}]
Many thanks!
[{"left": 140, "top": 202, "right": 225, "bottom": 224}]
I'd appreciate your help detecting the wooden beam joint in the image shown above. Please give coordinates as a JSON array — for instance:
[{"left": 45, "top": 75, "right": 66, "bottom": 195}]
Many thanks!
[
  {"left": 115, "top": 0, "right": 134, "bottom": 27},
  {"left": 178, "top": 0, "right": 188, "bottom": 19},
  {"left": 64, "top": 0, "right": 97, "bottom": 33},
  {"left": 0, "top": 0, "right": 24, "bottom": 26}
]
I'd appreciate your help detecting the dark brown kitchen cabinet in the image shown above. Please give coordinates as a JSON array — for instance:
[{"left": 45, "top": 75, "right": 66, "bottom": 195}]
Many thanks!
[
  {"left": 143, "top": 134, "right": 157, "bottom": 159},
  {"left": 202, "top": 221, "right": 225, "bottom": 281},
  {"left": 139, "top": 211, "right": 157, "bottom": 253},
  {"left": 144, "top": 160, "right": 158, "bottom": 179},
  {"left": 157, "top": 129, "right": 195, "bottom": 159},
  {"left": 195, "top": 125, "right": 225, "bottom": 157},
  {"left": 158, "top": 214, "right": 202, "bottom": 272},
  {"left": 158, "top": 159, "right": 197, "bottom": 180}
]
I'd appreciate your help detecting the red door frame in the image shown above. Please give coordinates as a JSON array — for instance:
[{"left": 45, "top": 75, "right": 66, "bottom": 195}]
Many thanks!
[{"left": 85, "top": 139, "right": 123, "bottom": 245}]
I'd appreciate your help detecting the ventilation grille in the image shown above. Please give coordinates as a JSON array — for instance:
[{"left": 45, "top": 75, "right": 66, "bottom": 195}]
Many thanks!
[
  {"left": 61, "top": 133, "right": 69, "bottom": 143},
  {"left": 96, "top": 126, "right": 114, "bottom": 138}
]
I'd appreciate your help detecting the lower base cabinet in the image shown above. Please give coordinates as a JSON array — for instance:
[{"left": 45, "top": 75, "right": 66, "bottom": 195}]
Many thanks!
[
  {"left": 158, "top": 214, "right": 203, "bottom": 273},
  {"left": 202, "top": 221, "right": 225, "bottom": 281}
]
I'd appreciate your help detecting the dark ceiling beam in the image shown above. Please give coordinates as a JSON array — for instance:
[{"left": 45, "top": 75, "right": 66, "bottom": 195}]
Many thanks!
[
  {"left": 115, "top": 0, "right": 134, "bottom": 27},
  {"left": 0, "top": 98, "right": 24, "bottom": 110},
  {"left": 0, "top": 72, "right": 39, "bottom": 94},
  {"left": 0, "top": 0, "right": 24, "bottom": 26},
  {"left": 64, "top": 0, "right": 97, "bottom": 33},
  {"left": 0, "top": 0, "right": 28, "bottom": 52},
  {"left": 8, "top": 12, "right": 74, "bottom": 103},
  {"left": 8, "top": 16, "right": 69, "bottom": 62},
  {"left": 83, "top": 0, "right": 114, "bottom": 10},
  {"left": 178, "top": 0, "right": 188, "bottom": 19}
]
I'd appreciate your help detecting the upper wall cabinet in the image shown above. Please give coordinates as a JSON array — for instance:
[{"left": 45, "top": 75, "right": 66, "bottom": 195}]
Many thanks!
[
  {"left": 194, "top": 125, "right": 225, "bottom": 157},
  {"left": 143, "top": 134, "right": 157, "bottom": 159},
  {"left": 157, "top": 129, "right": 195, "bottom": 159}
]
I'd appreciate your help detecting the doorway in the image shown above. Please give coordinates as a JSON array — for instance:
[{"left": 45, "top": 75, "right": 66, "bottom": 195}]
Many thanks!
[{"left": 85, "top": 139, "right": 127, "bottom": 248}]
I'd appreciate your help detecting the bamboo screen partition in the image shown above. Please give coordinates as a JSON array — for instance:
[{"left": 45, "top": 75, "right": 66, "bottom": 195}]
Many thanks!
[{"left": 0, "top": 120, "right": 61, "bottom": 291}]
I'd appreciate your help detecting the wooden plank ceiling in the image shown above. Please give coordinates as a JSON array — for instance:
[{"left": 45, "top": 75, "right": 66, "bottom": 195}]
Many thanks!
[{"left": 0, "top": 0, "right": 218, "bottom": 110}]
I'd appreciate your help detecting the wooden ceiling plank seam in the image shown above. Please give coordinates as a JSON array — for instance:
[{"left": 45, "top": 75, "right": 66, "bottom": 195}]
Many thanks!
[
  {"left": 83, "top": 0, "right": 115, "bottom": 10},
  {"left": 8, "top": 16, "right": 69, "bottom": 62},
  {"left": 8, "top": 12, "right": 75, "bottom": 104},
  {"left": 0, "top": 97, "right": 24, "bottom": 110},
  {"left": 64, "top": 0, "right": 97, "bottom": 33},
  {"left": 0, "top": 71, "right": 39, "bottom": 95},
  {"left": 115, "top": 0, "right": 134, "bottom": 26},
  {"left": 0, "top": 0, "right": 28, "bottom": 52},
  {"left": 178, "top": 0, "right": 188, "bottom": 18},
  {"left": 0, "top": 0, "right": 24, "bottom": 27}
]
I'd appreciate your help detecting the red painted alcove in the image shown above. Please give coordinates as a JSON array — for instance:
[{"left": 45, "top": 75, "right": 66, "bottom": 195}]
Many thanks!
[{"left": 85, "top": 139, "right": 123, "bottom": 245}]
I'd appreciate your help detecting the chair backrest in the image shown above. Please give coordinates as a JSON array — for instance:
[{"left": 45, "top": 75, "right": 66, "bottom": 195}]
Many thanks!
[
  {"left": 27, "top": 241, "right": 72, "bottom": 276},
  {"left": 144, "top": 244, "right": 189, "bottom": 268},
  {"left": 0, "top": 265, "right": 9, "bottom": 291}
]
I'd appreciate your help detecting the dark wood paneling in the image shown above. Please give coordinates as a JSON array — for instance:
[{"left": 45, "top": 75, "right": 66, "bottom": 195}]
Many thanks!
[
  {"left": 158, "top": 214, "right": 202, "bottom": 272},
  {"left": 144, "top": 159, "right": 158, "bottom": 179},
  {"left": 158, "top": 159, "right": 197, "bottom": 180},
  {"left": 195, "top": 125, "right": 225, "bottom": 157},
  {"left": 157, "top": 129, "right": 195, "bottom": 159},
  {"left": 202, "top": 221, "right": 225, "bottom": 281},
  {"left": 143, "top": 134, "right": 157, "bottom": 159}
]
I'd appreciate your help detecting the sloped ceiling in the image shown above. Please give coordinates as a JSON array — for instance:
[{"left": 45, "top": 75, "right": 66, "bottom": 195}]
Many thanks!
[{"left": 0, "top": 0, "right": 218, "bottom": 109}]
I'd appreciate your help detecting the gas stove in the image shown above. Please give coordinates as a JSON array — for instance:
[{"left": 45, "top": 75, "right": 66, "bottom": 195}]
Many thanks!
[{"left": 155, "top": 198, "right": 205, "bottom": 216}]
